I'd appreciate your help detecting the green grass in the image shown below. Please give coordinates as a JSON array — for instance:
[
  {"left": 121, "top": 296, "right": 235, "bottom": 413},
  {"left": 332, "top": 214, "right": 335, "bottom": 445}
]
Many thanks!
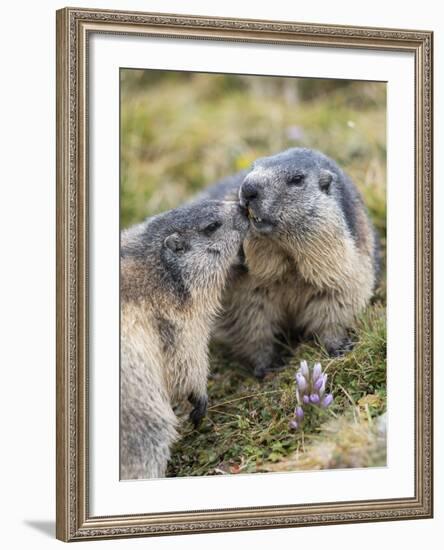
[
  {"left": 121, "top": 70, "right": 387, "bottom": 476},
  {"left": 167, "top": 306, "right": 386, "bottom": 476}
]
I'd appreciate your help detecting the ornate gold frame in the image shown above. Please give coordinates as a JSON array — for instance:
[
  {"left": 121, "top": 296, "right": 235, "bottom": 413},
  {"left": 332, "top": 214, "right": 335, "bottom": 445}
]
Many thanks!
[{"left": 56, "top": 7, "right": 433, "bottom": 542}]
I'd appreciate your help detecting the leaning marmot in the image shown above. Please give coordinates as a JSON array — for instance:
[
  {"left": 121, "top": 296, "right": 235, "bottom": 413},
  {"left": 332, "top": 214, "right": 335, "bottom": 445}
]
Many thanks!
[
  {"left": 198, "top": 148, "right": 379, "bottom": 378},
  {"left": 120, "top": 200, "right": 248, "bottom": 479}
]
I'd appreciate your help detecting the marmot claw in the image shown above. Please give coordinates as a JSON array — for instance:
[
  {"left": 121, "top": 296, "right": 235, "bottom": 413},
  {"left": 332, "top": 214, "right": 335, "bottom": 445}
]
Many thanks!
[{"left": 188, "top": 394, "right": 208, "bottom": 428}]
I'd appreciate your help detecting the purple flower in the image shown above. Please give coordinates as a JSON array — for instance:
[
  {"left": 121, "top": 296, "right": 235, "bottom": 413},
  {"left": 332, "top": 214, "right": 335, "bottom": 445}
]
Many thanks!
[
  {"left": 319, "top": 374, "right": 327, "bottom": 396},
  {"left": 321, "top": 394, "right": 334, "bottom": 408},
  {"left": 312, "top": 362, "right": 322, "bottom": 382},
  {"left": 309, "top": 393, "right": 320, "bottom": 405},
  {"left": 296, "top": 372, "right": 308, "bottom": 393},
  {"left": 295, "top": 406, "right": 304, "bottom": 420},
  {"left": 313, "top": 377, "right": 324, "bottom": 392},
  {"left": 289, "top": 361, "right": 334, "bottom": 433},
  {"left": 300, "top": 360, "right": 309, "bottom": 379}
]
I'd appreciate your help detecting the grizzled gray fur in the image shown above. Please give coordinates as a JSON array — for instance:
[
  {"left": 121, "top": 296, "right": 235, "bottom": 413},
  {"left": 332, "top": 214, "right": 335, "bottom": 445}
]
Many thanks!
[
  {"left": 196, "top": 148, "right": 379, "bottom": 378},
  {"left": 120, "top": 200, "right": 248, "bottom": 479}
]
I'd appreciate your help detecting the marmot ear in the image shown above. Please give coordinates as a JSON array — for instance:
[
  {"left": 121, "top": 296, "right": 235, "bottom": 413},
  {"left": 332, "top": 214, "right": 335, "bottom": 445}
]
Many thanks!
[
  {"left": 319, "top": 169, "right": 335, "bottom": 194},
  {"left": 164, "top": 233, "right": 186, "bottom": 253}
]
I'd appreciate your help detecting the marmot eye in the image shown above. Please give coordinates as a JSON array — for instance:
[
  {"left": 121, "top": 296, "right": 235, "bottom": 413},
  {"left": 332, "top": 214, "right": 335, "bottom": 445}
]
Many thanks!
[
  {"left": 287, "top": 174, "right": 305, "bottom": 186},
  {"left": 203, "top": 221, "right": 222, "bottom": 235}
]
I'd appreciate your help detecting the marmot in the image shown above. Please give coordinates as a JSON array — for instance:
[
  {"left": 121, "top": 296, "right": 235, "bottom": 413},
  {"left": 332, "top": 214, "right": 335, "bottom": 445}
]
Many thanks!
[
  {"left": 120, "top": 200, "right": 248, "bottom": 479},
  {"left": 197, "top": 148, "right": 379, "bottom": 378}
]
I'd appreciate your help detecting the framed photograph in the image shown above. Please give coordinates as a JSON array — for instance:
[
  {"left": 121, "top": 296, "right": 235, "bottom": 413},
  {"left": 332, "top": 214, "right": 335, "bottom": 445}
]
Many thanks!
[{"left": 56, "top": 7, "right": 433, "bottom": 542}]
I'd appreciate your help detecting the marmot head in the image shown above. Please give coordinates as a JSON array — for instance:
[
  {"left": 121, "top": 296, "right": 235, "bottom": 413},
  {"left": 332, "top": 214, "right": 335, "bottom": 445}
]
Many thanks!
[
  {"left": 160, "top": 200, "right": 248, "bottom": 291},
  {"left": 239, "top": 148, "right": 353, "bottom": 241},
  {"left": 122, "top": 200, "right": 248, "bottom": 304}
]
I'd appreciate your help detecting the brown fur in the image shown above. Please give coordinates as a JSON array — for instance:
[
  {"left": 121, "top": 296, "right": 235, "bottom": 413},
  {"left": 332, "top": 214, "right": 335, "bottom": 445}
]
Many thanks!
[
  {"left": 120, "top": 201, "right": 247, "bottom": 478},
  {"left": 198, "top": 149, "right": 379, "bottom": 377},
  {"left": 215, "top": 201, "right": 376, "bottom": 376}
]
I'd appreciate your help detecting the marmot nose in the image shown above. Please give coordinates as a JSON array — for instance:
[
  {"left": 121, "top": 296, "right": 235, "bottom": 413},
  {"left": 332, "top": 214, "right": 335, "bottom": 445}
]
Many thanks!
[{"left": 241, "top": 181, "right": 259, "bottom": 204}]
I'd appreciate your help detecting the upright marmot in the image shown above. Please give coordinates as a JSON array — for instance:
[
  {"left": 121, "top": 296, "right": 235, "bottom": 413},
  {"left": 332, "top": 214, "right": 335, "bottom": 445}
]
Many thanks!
[
  {"left": 198, "top": 148, "right": 379, "bottom": 378},
  {"left": 120, "top": 200, "right": 248, "bottom": 479}
]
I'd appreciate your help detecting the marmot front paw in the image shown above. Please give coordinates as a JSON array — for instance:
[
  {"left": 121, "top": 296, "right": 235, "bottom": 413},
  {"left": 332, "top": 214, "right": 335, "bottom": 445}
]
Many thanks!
[{"left": 188, "top": 394, "right": 208, "bottom": 428}]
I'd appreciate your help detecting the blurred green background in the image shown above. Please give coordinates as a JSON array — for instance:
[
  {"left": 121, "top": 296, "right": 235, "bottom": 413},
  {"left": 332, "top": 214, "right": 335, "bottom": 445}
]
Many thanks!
[
  {"left": 120, "top": 70, "right": 386, "bottom": 239},
  {"left": 120, "top": 70, "right": 387, "bottom": 476}
]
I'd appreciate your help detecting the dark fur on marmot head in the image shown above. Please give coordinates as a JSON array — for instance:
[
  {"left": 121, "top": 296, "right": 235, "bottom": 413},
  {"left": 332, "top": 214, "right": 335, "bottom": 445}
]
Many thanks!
[
  {"left": 121, "top": 200, "right": 248, "bottom": 305},
  {"left": 239, "top": 147, "right": 379, "bottom": 279},
  {"left": 240, "top": 148, "right": 359, "bottom": 237}
]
